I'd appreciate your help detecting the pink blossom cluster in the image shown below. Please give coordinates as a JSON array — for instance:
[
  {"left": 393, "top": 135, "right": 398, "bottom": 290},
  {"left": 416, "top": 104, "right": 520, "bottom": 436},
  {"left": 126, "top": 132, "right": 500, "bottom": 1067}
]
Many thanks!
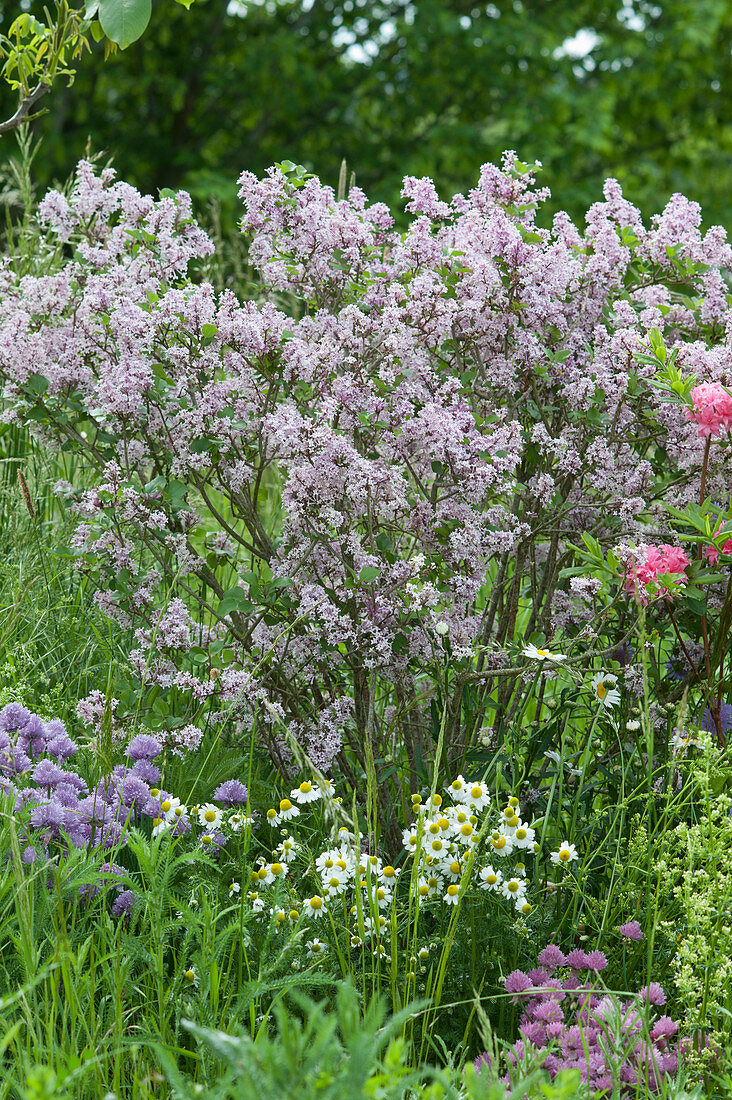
[
  {"left": 0, "top": 157, "right": 731, "bottom": 766},
  {"left": 687, "top": 382, "right": 732, "bottom": 439},
  {"left": 476, "top": 944, "right": 681, "bottom": 1094},
  {"left": 621, "top": 544, "right": 691, "bottom": 605}
]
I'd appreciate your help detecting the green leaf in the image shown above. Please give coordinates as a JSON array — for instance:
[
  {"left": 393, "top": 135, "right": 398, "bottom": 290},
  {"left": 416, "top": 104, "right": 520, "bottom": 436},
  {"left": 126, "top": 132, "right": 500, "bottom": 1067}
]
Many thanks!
[
  {"left": 359, "top": 566, "right": 380, "bottom": 583},
  {"left": 97, "top": 0, "right": 151, "bottom": 48},
  {"left": 24, "top": 373, "right": 48, "bottom": 394}
]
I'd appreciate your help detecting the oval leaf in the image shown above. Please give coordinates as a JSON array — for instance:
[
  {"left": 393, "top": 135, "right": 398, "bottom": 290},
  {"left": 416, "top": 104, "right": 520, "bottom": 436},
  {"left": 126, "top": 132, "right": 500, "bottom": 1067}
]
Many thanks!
[{"left": 98, "top": 0, "right": 151, "bottom": 48}]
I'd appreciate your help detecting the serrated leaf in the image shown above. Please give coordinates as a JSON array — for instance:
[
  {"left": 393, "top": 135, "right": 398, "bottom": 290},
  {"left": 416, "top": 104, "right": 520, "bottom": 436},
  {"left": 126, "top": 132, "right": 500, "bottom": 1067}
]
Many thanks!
[{"left": 97, "top": 0, "right": 151, "bottom": 48}]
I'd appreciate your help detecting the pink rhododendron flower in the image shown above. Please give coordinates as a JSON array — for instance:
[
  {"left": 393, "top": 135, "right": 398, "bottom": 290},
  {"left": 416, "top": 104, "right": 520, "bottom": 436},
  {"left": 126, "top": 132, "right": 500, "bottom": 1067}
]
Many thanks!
[
  {"left": 704, "top": 524, "right": 732, "bottom": 564},
  {"left": 687, "top": 382, "right": 732, "bottom": 438},
  {"left": 623, "top": 544, "right": 690, "bottom": 604}
]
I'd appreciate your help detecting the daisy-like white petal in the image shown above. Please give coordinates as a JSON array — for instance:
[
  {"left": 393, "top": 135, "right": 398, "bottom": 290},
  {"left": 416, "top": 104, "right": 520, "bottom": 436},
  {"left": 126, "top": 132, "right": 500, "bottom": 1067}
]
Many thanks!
[
  {"left": 589, "top": 672, "right": 621, "bottom": 708},
  {"left": 550, "top": 840, "right": 578, "bottom": 865},
  {"left": 523, "top": 643, "right": 566, "bottom": 663}
]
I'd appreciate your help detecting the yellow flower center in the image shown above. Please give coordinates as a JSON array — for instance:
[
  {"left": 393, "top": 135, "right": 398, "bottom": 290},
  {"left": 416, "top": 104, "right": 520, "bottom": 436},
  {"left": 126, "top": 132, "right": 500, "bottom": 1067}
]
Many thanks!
[
  {"left": 447, "top": 885, "right": 459, "bottom": 897},
  {"left": 383, "top": 865, "right": 396, "bottom": 878},
  {"left": 428, "top": 823, "right": 440, "bottom": 834},
  {"left": 516, "top": 828, "right": 527, "bottom": 840},
  {"left": 271, "top": 863, "right": 283, "bottom": 876},
  {"left": 597, "top": 683, "right": 606, "bottom": 699},
  {"left": 377, "top": 888, "right": 386, "bottom": 900},
  {"left": 450, "top": 861, "right": 461, "bottom": 875},
  {"left": 299, "top": 781, "right": 312, "bottom": 794},
  {"left": 324, "top": 859, "right": 334, "bottom": 868},
  {"left": 329, "top": 876, "right": 341, "bottom": 888},
  {"left": 419, "top": 884, "right": 429, "bottom": 896},
  {"left": 310, "top": 896, "right": 323, "bottom": 910},
  {"left": 509, "top": 797, "right": 519, "bottom": 808},
  {"left": 507, "top": 880, "right": 519, "bottom": 893},
  {"left": 161, "top": 800, "right": 171, "bottom": 813},
  {"left": 336, "top": 859, "right": 347, "bottom": 870},
  {"left": 451, "top": 780, "right": 463, "bottom": 790},
  {"left": 486, "top": 873, "right": 497, "bottom": 885},
  {"left": 521, "top": 902, "right": 532, "bottom": 914},
  {"left": 266, "top": 808, "right": 277, "bottom": 820},
  {"left": 204, "top": 810, "right": 216, "bottom": 822},
  {"left": 460, "top": 823, "right": 473, "bottom": 837},
  {"left": 202, "top": 835, "right": 212, "bottom": 845},
  {"left": 471, "top": 786, "right": 482, "bottom": 799},
  {"left": 438, "top": 817, "right": 449, "bottom": 831},
  {"left": 430, "top": 840, "right": 443, "bottom": 852},
  {"left": 184, "top": 970, "right": 195, "bottom": 982},
  {"left": 289, "top": 910, "right": 299, "bottom": 920},
  {"left": 258, "top": 868, "right": 267, "bottom": 880},
  {"left": 279, "top": 799, "right": 292, "bottom": 812},
  {"left": 559, "top": 849, "right": 571, "bottom": 862},
  {"left": 492, "top": 836, "right": 506, "bottom": 850}
]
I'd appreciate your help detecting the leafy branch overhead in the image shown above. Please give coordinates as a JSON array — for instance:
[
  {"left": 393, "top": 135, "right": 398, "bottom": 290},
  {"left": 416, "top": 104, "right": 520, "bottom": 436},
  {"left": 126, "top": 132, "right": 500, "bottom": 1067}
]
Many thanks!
[{"left": 0, "top": 0, "right": 194, "bottom": 136}]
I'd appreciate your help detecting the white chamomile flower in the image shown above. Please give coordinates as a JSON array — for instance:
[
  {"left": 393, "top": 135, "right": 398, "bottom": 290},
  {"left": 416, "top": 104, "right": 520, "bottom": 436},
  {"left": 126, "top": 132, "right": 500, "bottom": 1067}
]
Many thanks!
[
  {"left": 626, "top": 719, "right": 641, "bottom": 732},
  {"left": 152, "top": 817, "right": 173, "bottom": 839},
  {"left": 275, "top": 836, "right": 299, "bottom": 862},
  {"left": 550, "top": 841, "right": 578, "bottom": 865},
  {"left": 443, "top": 859, "right": 463, "bottom": 882},
  {"left": 447, "top": 775, "right": 468, "bottom": 802},
  {"left": 197, "top": 803, "right": 223, "bottom": 830},
  {"left": 589, "top": 672, "right": 621, "bottom": 709},
  {"left": 265, "top": 807, "right": 281, "bottom": 827},
  {"left": 501, "top": 876, "right": 526, "bottom": 902},
  {"left": 260, "top": 862, "right": 288, "bottom": 885},
  {"left": 371, "top": 885, "right": 392, "bottom": 909},
  {"left": 303, "top": 895, "right": 327, "bottom": 919},
  {"left": 249, "top": 892, "right": 265, "bottom": 913},
  {"left": 444, "top": 884, "right": 460, "bottom": 906},
  {"left": 416, "top": 874, "right": 441, "bottom": 898},
  {"left": 479, "top": 866, "right": 502, "bottom": 891},
  {"left": 363, "top": 914, "right": 388, "bottom": 936},
  {"left": 291, "top": 779, "right": 322, "bottom": 804},
  {"left": 182, "top": 966, "right": 198, "bottom": 987},
  {"left": 465, "top": 781, "right": 491, "bottom": 811},
  {"left": 489, "top": 830, "right": 515, "bottom": 856},
  {"left": 306, "top": 938, "right": 327, "bottom": 958},
  {"left": 229, "top": 812, "right": 253, "bottom": 832},
  {"left": 159, "top": 796, "right": 182, "bottom": 822},
  {"left": 229, "top": 881, "right": 241, "bottom": 896},
  {"left": 523, "top": 643, "right": 566, "bottom": 663},
  {"left": 278, "top": 798, "right": 300, "bottom": 821},
  {"left": 512, "top": 823, "right": 536, "bottom": 850},
  {"left": 322, "top": 868, "right": 349, "bottom": 896},
  {"left": 402, "top": 827, "right": 419, "bottom": 851}
]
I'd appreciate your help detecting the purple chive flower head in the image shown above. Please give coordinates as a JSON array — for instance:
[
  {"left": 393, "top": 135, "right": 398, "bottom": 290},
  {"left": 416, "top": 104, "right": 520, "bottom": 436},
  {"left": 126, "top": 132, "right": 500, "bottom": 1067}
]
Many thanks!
[
  {"left": 619, "top": 920, "right": 644, "bottom": 941},
  {"left": 32, "top": 760, "right": 64, "bottom": 788},
  {"left": 126, "top": 734, "right": 163, "bottom": 762},
  {"left": 504, "top": 969, "right": 533, "bottom": 996},
  {"left": 130, "top": 759, "right": 161, "bottom": 784},
  {"left": 565, "top": 948, "right": 589, "bottom": 970},
  {"left": 213, "top": 779, "right": 248, "bottom": 805},
  {"left": 639, "top": 982, "right": 667, "bottom": 1007},
  {"left": 585, "top": 950, "right": 608, "bottom": 972},
  {"left": 112, "top": 889, "right": 136, "bottom": 917},
  {"left": 0, "top": 703, "right": 31, "bottom": 733},
  {"left": 538, "top": 944, "right": 566, "bottom": 970}
]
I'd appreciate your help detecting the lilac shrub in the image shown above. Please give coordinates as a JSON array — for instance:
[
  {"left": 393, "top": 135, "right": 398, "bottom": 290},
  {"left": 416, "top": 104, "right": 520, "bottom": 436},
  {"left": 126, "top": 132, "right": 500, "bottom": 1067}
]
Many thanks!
[
  {"left": 1, "top": 157, "right": 732, "bottom": 814},
  {"left": 476, "top": 944, "right": 682, "bottom": 1094}
]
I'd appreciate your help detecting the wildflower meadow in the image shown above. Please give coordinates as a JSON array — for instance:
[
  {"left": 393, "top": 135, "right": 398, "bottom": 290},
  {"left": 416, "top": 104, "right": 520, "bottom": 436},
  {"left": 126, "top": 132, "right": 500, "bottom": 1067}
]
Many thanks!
[{"left": 1, "top": 6, "right": 732, "bottom": 1097}]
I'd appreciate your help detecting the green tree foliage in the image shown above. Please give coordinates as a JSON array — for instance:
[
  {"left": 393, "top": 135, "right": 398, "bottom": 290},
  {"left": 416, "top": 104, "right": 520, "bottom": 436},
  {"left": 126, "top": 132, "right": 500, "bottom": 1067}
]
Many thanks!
[{"left": 2, "top": 0, "right": 732, "bottom": 223}]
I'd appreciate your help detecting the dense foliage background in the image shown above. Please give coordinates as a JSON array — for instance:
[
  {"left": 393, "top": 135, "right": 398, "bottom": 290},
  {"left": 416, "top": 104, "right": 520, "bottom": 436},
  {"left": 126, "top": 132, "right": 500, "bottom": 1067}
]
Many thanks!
[{"left": 3, "top": 0, "right": 732, "bottom": 225}]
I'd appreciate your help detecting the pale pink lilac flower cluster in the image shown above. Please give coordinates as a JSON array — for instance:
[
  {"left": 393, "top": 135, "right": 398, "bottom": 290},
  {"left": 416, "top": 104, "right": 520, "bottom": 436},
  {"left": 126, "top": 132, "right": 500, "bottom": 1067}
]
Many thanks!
[
  {"left": 476, "top": 943, "right": 681, "bottom": 1094},
  {"left": 1, "top": 158, "right": 731, "bottom": 766}
]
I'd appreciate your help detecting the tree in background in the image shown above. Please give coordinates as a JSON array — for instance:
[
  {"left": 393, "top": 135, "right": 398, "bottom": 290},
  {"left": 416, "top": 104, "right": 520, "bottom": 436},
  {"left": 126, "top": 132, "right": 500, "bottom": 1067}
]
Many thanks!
[{"left": 1, "top": 0, "right": 732, "bottom": 225}]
